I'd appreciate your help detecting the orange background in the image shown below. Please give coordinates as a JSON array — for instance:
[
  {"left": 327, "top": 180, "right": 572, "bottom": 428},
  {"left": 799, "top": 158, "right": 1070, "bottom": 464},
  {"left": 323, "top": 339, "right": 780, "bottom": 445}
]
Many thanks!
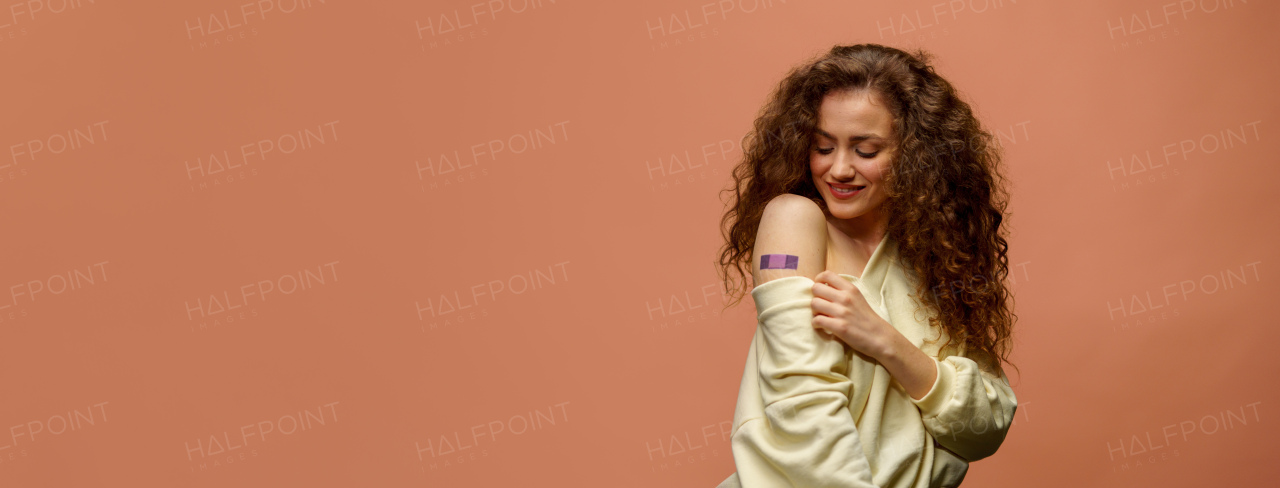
[{"left": 2, "top": 0, "right": 1278, "bottom": 486}]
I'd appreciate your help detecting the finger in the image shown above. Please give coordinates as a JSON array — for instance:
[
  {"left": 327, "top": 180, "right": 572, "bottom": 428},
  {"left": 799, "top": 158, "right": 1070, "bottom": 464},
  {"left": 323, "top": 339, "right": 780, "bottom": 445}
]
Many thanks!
[
  {"left": 810, "top": 296, "right": 841, "bottom": 318},
  {"left": 811, "top": 280, "right": 838, "bottom": 301},
  {"left": 813, "top": 316, "right": 844, "bottom": 339},
  {"left": 811, "top": 315, "right": 834, "bottom": 336},
  {"left": 823, "top": 270, "right": 849, "bottom": 285},
  {"left": 828, "top": 273, "right": 853, "bottom": 291},
  {"left": 812, "top": 270, "right": 830, "bottom": 285}
]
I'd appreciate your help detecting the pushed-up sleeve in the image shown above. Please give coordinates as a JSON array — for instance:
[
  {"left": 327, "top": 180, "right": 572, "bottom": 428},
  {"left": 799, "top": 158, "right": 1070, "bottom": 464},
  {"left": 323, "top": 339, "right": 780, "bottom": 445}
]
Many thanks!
[
  {"left": 908, "top": 345, "right": 1018, "bottom": 462},
  {"left": 730, "top": 276, "right": 879, "bottom": 488}
]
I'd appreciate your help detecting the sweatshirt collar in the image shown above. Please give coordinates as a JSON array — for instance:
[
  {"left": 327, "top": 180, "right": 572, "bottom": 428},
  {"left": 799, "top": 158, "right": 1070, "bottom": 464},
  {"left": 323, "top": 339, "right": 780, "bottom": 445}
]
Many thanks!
[{"left": 837, "top": 232, "right": 895, "bottom": 289}]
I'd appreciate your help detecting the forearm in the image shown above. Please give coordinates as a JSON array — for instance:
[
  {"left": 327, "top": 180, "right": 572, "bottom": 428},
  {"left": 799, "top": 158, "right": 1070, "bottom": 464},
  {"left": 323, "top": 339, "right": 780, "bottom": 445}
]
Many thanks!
[
  {"left": 875, "top": 329, "right": 938, "bottom": 401},
  {"left": 863, "top": 316, "right": 1016, "bottom": 462}
]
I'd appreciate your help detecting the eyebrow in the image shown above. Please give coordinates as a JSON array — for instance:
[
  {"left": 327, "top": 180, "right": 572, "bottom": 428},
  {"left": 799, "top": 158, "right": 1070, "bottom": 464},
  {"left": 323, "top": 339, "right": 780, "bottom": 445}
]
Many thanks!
[{"left": 814, "top": 128, "right": 885, "bottom": 142}]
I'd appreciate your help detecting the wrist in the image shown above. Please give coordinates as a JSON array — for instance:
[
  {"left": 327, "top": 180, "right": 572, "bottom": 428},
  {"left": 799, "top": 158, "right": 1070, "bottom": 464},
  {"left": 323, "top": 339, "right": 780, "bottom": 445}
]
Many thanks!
[
  {"left": 877, "top": 330, "right": 938, "bottom": 401},
  {"left": 873, "top": 320, "right": 909, "bottom": 364}
]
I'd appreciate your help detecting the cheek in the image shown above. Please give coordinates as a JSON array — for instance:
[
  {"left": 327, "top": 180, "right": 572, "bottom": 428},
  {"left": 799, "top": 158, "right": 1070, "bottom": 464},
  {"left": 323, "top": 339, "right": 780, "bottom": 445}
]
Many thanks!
[
  {"left": 809, "top": 156, "right": 826, "bottom": 175},
  {"left": 865, "top": 158, "right": 891, "bottom": 183}
]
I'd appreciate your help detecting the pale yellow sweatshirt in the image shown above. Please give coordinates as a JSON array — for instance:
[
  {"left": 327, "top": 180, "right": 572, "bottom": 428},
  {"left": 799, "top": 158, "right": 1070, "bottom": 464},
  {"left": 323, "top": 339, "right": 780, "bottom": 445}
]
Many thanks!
[{"left": 716, "top": 234, "right": 1017, "bottom": 488}]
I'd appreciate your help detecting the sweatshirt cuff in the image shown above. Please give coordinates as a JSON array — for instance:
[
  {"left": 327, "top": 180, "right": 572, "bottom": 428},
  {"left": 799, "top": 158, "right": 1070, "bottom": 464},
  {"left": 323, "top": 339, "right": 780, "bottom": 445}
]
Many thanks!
[
  {"left": 750, "top": 275, "right": 814, "bottom": 315},
  {"left": 910, "top": 357, "right": 956, "bottom": 419}
]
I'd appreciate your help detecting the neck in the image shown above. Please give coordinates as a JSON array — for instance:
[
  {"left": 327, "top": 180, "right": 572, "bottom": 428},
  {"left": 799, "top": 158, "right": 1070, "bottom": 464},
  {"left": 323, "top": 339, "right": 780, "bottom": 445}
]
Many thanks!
[{"left": 826, "top": 206, "right": 888, "bottom": 251}]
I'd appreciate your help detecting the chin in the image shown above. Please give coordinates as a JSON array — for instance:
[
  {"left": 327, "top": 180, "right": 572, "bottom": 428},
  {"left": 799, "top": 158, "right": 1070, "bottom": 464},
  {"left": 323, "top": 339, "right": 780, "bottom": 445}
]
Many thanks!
[
  {"left": 823, "top": 201, "right": 861, "bottom": 219},
  {"left": 831, "top": 209, "right": 862, "bottom": 219}
]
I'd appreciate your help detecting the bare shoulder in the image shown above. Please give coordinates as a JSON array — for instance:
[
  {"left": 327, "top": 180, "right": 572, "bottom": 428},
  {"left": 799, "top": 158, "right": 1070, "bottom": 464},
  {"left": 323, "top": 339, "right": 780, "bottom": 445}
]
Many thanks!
[
  {"left": 760, "top": 193, "right": 825, "bottom": 222},
  {"left": 752, "top": 194, "right": 829, "bottom": 283}
]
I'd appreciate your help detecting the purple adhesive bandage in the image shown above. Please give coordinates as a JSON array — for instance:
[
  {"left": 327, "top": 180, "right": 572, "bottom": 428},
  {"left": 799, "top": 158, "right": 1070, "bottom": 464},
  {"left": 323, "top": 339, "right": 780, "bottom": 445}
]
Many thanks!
[{"left": 760, "top": 254, "right": 799, "bottom": 270}]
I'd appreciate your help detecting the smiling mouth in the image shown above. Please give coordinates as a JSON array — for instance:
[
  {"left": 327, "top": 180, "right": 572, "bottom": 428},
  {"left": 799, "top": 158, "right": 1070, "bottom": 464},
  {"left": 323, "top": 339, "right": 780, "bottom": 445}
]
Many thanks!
[{"left": 829, "top": 183, "right": 865, "bottom": 197}]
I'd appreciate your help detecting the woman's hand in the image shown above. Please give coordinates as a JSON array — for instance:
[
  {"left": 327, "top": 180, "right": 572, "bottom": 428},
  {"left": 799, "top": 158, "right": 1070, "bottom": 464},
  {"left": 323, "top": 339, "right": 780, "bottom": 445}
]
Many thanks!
[{"left": 810, "top": 270, "right": 899, "bottom": 361}]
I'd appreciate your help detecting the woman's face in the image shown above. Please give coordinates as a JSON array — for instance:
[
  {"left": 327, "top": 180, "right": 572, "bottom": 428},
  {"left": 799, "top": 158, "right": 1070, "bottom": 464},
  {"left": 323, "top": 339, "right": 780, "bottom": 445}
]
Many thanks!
[{"left": 809, "top": 89, "right": 896, "bottom": 226}]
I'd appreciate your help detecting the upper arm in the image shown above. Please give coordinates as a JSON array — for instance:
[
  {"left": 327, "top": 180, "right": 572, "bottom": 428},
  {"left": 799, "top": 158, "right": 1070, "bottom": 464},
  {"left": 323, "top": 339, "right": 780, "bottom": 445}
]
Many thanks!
[{"left": 752, "top": 194, "right": 829, "bottom": 286}]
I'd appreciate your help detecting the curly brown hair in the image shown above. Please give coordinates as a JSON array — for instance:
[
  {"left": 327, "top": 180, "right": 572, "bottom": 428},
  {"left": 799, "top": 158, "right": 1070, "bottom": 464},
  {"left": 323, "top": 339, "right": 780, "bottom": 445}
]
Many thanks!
[{"left": 716, "top": 43, "right": 1017, "bottom": 372}]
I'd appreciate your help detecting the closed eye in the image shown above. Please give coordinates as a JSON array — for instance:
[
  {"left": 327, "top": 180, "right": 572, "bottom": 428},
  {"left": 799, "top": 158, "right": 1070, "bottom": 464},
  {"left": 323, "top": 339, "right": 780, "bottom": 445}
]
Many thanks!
[{"left": 814, "top": 147, "right": 879, "bottom": 158}]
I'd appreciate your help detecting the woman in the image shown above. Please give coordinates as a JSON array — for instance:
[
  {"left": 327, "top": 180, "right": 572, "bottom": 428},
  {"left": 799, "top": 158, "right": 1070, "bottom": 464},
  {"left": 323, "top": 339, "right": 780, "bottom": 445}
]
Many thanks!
[{"left": 714, "top": 44, "right": 1019, "bottom": 488}]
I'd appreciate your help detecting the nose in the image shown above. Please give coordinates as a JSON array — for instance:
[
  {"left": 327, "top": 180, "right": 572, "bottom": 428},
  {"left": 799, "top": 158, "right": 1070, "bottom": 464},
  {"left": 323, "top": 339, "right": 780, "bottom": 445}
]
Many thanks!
[{"left": 830, "top": 150, "right": 856, "bottom": 180}]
